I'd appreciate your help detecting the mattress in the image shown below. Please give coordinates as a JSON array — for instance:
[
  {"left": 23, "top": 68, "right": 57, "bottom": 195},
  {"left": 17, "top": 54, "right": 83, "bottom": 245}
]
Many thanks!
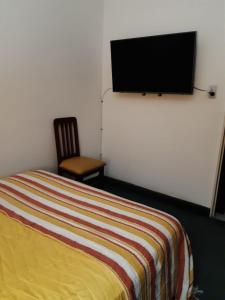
[{"left": 0, "top": 170, "right": 193, "bottom": 300}]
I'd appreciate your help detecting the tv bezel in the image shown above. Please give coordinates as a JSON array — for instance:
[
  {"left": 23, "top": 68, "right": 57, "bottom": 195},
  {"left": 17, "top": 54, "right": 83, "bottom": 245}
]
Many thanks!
[{"left": 110, "top": 31, "right": 197, "bottom": 95}]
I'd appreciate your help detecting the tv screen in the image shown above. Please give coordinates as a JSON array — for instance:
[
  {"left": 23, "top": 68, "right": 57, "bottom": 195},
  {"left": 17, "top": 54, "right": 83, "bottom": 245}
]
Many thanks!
[{"left": 110, "top": 31, "right": 197, "bottom": 94}]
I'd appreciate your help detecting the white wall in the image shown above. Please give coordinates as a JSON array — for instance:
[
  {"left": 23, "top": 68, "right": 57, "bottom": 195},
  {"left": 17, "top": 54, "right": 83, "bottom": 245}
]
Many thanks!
[
  {"left": 0, "top": 0, "right": 103, "bottom": 177},
  {"left": 102, "top": 0, "right": 225, "bottom": 208}
]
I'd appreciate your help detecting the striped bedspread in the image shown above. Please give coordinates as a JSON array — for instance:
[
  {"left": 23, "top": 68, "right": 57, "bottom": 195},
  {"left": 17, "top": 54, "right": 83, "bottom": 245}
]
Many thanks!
[{"left": 0, "top": 170, "right": 193, "bottom": 300}]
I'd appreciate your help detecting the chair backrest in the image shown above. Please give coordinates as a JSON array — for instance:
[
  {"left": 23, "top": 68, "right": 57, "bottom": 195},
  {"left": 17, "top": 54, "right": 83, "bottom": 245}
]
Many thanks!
[{"left": 54, "top": 117, "right": 80, "bottom": 164}]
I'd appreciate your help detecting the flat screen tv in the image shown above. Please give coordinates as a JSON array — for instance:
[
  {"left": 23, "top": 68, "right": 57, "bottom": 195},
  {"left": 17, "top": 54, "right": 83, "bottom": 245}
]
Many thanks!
[{"left": 110, "top": 31, "right": 197, "bottom": 95}]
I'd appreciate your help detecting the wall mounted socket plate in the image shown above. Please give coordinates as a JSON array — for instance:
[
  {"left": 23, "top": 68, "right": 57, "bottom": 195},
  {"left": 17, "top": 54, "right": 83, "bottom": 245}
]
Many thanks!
[{"left": 208, "top": 85, "right": 217, "bottom": 98}]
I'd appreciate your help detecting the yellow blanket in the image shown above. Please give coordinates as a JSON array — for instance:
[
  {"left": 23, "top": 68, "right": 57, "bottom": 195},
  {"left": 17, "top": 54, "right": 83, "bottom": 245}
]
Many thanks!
[
  {"left": 0, "top": 170, "right": 193, "bottom": 300},
  {"left": 0, "top": 212, "right": 125, "bottom": 300}
]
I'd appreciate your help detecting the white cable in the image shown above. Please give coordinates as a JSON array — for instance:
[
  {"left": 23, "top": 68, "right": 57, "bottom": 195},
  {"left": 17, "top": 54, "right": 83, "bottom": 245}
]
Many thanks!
[
  {"left": 193, "top": 286, "right": 204, "bottom": 300},
  {"left": 99, "top": 88, "right": 112, "bottom": 160}
]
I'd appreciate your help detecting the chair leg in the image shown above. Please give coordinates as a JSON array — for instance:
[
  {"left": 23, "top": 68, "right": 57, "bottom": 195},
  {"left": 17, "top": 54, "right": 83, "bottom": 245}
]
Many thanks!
[
  {"left": 99, "top": 168, "right": 104, "bottom": 178},
  {"left": 58, "top": 168, "right": 63, "bottom": 176},
  {"left": 76, "top": 175, "right": 83, "bottom": 182}
]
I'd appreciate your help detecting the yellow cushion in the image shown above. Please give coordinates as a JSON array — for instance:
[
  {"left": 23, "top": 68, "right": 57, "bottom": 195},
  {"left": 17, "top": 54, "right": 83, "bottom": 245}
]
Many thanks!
[{"left": 59, "top": 156, "right": 105, "bottom": 175}]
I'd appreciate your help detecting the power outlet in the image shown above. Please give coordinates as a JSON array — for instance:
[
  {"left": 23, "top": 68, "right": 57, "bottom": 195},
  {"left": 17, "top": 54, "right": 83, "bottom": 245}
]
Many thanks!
[{"left": 208, "top": 85, "right": 217, "bottom": 98}]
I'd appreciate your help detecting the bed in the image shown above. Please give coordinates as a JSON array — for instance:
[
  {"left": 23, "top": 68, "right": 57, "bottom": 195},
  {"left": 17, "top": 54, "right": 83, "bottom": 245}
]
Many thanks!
[{"left": 0, "top": 170, "right": 193, "bottom": 300}]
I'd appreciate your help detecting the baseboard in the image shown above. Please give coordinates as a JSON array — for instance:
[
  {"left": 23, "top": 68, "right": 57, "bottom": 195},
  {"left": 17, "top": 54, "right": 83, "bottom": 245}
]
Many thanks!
[{"left": 103, "top": 176, "right": 210, "bottom": 216}]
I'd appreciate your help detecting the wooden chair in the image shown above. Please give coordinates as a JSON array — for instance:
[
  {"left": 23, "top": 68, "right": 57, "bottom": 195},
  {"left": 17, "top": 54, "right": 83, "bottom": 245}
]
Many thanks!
[{"left": 54, "top": 117, "right": 105, "bottom": 181}]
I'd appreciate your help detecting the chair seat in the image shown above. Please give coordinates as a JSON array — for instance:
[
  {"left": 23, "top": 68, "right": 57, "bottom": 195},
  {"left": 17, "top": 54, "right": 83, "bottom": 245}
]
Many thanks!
[{"left": 59, "top": 156, "right": 105, "bottom": 175}]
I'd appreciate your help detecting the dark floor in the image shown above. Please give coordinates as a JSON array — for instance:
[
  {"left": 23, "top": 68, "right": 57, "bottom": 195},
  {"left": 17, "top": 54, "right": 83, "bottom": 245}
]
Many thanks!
[{"left": 86, "top": 176, "right": 225, "bottom": 300}]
